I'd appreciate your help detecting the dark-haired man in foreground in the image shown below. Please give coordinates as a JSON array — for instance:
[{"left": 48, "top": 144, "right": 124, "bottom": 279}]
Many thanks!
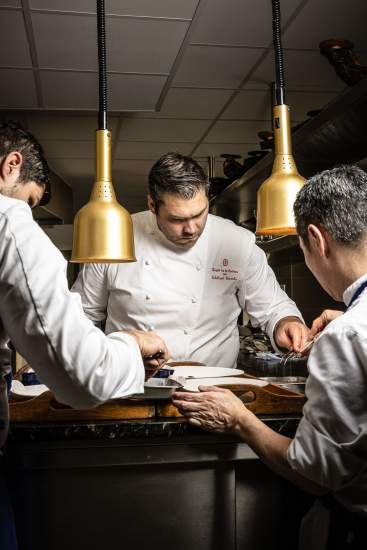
[
  {"left": 73, "top": 152, "right": 309, "bottom": 368},
  {"left": 174, "top": 165, "right": 367, "bottom": 549},
  {"left": 0, "top": 122, "right": 169, "bottom": 549}
]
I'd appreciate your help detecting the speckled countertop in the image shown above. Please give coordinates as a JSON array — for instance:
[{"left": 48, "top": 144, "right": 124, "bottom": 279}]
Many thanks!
[{"left": 8, "top": 414, "right": 300, "bottom": 442}]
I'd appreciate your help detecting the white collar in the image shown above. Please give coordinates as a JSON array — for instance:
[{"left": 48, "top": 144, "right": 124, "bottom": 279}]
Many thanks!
[{"left": 343, "top": 273, "right": 367, "bottom": 306}]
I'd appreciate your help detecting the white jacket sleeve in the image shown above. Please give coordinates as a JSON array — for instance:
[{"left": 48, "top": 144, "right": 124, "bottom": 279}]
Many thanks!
[
  {"left": 71, "top": 263, "right": 109, "bottom": 324},
  {"left": 238, "top": 241, "right": 303, "bottom": 349},
  {"left": 287, "top": 326, "right": 367, "bottom": 491},
  {"left": 0, "top": 199, "right": 144, "bottom": 409}
]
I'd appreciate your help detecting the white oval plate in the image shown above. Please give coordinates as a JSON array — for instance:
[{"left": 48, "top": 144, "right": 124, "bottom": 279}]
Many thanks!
[
  {"left": 166, "top": 366, "right": 243, "bottom": 379},
  {"left": 11, "top": 379, "right": 49, "bottom": 397},
  {"left": 181, "top": 377, "right": 268, "bottom": 393}
]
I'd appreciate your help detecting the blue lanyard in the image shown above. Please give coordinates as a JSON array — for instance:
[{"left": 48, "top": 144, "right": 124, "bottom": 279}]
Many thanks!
[{"left": 346, "top": 280, "right": 367, "bottom": 311}]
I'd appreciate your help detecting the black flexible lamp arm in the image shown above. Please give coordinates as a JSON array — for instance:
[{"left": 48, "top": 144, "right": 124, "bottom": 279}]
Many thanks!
[
  {"left": 97, "top": 0, "right": 107, "bottom": 130},
  {"left": 272, "top": 0, "right": 286, "bottom": 105}
]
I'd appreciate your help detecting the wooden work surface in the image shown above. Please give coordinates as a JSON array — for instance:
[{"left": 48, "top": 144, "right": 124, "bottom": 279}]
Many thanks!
[{"left": 9, "top": 378, "right": 305, "bottom": 423}]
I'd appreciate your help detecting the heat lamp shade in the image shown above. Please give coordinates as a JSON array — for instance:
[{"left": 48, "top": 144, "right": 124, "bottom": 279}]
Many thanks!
[
  {"left": 256, "top": 104, "right": 305, "bottom": 236},
  {"left": 70, "top": 129, "right": 136, "bottom": 263}
]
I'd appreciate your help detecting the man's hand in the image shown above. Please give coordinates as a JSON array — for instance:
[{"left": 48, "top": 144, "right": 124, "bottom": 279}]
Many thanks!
[
  {"left": 310, "top": 309, "right": 343, "bottom": 338},
  {"left": 121, "top": 329, "right": 170, "bottom": 380},
  {"left": 274, "top": 316, "right": 310, "bottom": 352},
  {"left": 172, "top": 386, "right": 247, "bottom": 433}
]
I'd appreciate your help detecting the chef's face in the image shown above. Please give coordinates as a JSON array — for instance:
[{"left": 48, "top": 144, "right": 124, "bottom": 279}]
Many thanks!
[
  {"left": 149, "top": 189, "right": 209, "bottom": 248},
  {"left": 1, "top": 180, "right": 44, "bottom": 209},
  {"left": 0, "top": 152, "right": 45, "bottom": 208}
]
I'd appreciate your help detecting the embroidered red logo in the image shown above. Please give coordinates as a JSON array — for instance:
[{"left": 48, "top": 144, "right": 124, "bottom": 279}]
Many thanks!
[{"left": 223, "top": 258, "right": 228, "bottom": 266}]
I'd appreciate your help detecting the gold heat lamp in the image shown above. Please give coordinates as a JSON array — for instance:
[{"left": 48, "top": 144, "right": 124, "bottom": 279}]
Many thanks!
[
  {"left": 256, "top": 0, "right": 305, "bottom": 236},
  {"left": 71, "top": 0, "right": 136, "bottom": 263}
]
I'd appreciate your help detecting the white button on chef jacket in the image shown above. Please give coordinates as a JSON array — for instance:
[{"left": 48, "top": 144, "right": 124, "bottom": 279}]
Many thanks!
[{"left": 73, "top": 211, "right": 302, "bottom": 368}]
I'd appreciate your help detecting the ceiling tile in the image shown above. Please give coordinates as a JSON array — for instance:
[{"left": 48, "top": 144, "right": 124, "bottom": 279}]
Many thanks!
[
  {"left": 32, "top": 13, "right": 189, "bottom": 74},
  {"left": 189, "top": 0, "right": 302, "bottom": 47},
  {"left": 112, "top": 159, "right": 155, "bottom": 176},
  {"left": 0, "top": 1, "right": 21, "bottom": 6},
  {"left": 251, "top": 49, "right": 345, "bottom": 90},
  {"left": 204, "top": 120, "right": 271, "bottom": 143},
  {"left": 173, "top": 45, "right": 265, "bottom": 88},
  {"left": 109, "top": 74, "right": 167, "bottom": 111},
  {"left": 283, "top": 0, "right": 367, "bottom": 50},
  {"left": 0, "top": 10, "right": 32, "bottom": 67},
  {"left": 114, "top": 141, "right": 195, "bottom": 159},
  {"left": 42, "top": 140, "right": 94, "bottom": 159},
  {"left": 40, "top": 71, "right": 166, "bottom": 111},
  {"left": 41, "top": 71, "right": 98, "bottom": 109},
  {"left": 118, "top": 118, "right": 210, "bottom": 142},
  {"left": 107, "top": 18, "right": 189, "bottom": 74},
  {"left": 48, "top": 158, "right": 94, "bottom": 180},
  {"left": 221, "top": 90, "right": 272, "bottom": 120},
  {"left": 194, "top": 142, "right": 259, "bottom": 158},
  {"left": 26, "top": 113, "right": 118, "bottom": 140},
  {"left": 129, "top": 88, "right": 233, "bottom": 119},
  {"left": 0, "top": 69, "right": 37, "bottom": 108},
  {"left": 30, "top": 0, "right": 199, "bottom": 19},
  {"left": 32, "top": 13, "right": 97, "bottom": 70}
]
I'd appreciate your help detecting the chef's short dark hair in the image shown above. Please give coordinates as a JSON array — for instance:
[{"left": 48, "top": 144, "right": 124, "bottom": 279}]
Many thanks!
[
  {"left": 148, "top": 152, "right": 209, "bottom": 209},
  {"left": 294, "top": 165, "right": 367, "bottom": 247},
  {"left": 0, "top": 121, "right": 50, "bottom": 203}
]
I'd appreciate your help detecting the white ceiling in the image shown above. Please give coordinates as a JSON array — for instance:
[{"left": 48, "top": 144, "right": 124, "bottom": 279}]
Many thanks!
[{"left": 0, "top": 0, "right": 366, "bottom": 214}]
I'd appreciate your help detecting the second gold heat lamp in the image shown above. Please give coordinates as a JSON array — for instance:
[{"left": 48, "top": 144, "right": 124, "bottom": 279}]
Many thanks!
[{"left": 256, "top": 0, "right": 305, "bottom": 236}]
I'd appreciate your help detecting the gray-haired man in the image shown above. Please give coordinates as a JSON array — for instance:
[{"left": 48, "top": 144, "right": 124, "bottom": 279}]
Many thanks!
[
  {"left": 173, "top": 165, "right": 367, "bottom": 549},
  {"left": 73, "top": 152, "right": 309, "bottom": 368}
]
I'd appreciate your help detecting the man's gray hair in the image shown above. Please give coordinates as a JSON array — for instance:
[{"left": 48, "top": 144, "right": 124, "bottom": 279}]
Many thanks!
[
  {"left": 148, "top": 152, "right": 209, "bottom": 209},
  {"left": 294, "top": 165, "right": 367, "bottom": 247}
]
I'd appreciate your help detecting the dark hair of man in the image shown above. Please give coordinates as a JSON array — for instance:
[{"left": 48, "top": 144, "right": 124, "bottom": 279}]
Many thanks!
[
  {"left": 294, "top": 164, "right": 367, "bottom": 248},
  {"left": 148, "top": 152, "right": 209, "bottom": 210},
  {"left": 0, "top": 121, "right": 49, "bottom": 188}
]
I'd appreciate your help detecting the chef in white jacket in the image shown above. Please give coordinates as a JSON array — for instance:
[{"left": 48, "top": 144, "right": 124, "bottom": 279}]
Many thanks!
[
  {"left": 174, "top": 165, "right": 367, "bottom": 549},
  {"left": 0, "top": 122, "right": 169, "bottom": 550},
  {"left": 73, "top": 152, "right": 309, "bottom": 368}
]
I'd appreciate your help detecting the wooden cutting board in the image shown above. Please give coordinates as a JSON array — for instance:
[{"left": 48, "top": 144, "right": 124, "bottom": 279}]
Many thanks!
[
  {"left": 9, "top": 392, "right": 155, "bottom": 422},
  {"left": 156, "top": 382, "right": 306, "bottom": 418}
]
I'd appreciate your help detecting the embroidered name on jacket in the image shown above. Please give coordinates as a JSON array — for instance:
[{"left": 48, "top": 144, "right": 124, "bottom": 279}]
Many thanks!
[{"left": 211, "top": 265, "right": 239, "bottom": 281}]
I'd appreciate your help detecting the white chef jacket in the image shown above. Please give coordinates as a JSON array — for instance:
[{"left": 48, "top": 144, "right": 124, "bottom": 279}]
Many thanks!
[
  {"left": 72, "top": 211, "right": 302, "bottom": 369},
  {"left": 0, "top": 195, "right": 144, "bottom": 409},
  {"left": 288, "top": 273, "right": 367, "bottom": 516}
]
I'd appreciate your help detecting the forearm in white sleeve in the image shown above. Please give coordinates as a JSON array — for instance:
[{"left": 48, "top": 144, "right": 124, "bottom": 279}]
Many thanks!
[
  {"left": 240, "top": 243, "right": 303, "bottom": 349},
  {"left": 0, "top": 200, "right": 144, "bottom": 409},
  {"left": 71, "top": 263, "right": 109, "bottom": 324}
]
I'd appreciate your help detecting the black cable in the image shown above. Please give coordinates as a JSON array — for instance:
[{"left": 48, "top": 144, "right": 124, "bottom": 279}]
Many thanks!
[
  {"left": 271, "top": 0, "right": 286, "bottom": 105},
  {"left": 97, "top": 0, "right": 107, "bottom": 129}
]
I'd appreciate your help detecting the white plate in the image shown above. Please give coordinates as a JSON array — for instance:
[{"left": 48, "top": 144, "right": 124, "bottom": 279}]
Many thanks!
[
  {"left": 165, "top": 366, "right": 243, "bottom": 379},
  {"left": 141, "top": 375, "right": 267, "bottom": 399},
  {"left": 11, "top": 379, "right": 49, "bottom": 397},
  {"left": 181, "top": 377, "right": 268, "bottom": 392}
]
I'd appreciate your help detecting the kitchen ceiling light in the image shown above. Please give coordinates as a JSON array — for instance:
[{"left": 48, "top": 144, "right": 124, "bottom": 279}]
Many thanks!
[
  {"left": 256, "top": 0, "right": 305, "bottom": 236},
  {"left": 70, "top": 0, "right": 136, "bottom": 263}
]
